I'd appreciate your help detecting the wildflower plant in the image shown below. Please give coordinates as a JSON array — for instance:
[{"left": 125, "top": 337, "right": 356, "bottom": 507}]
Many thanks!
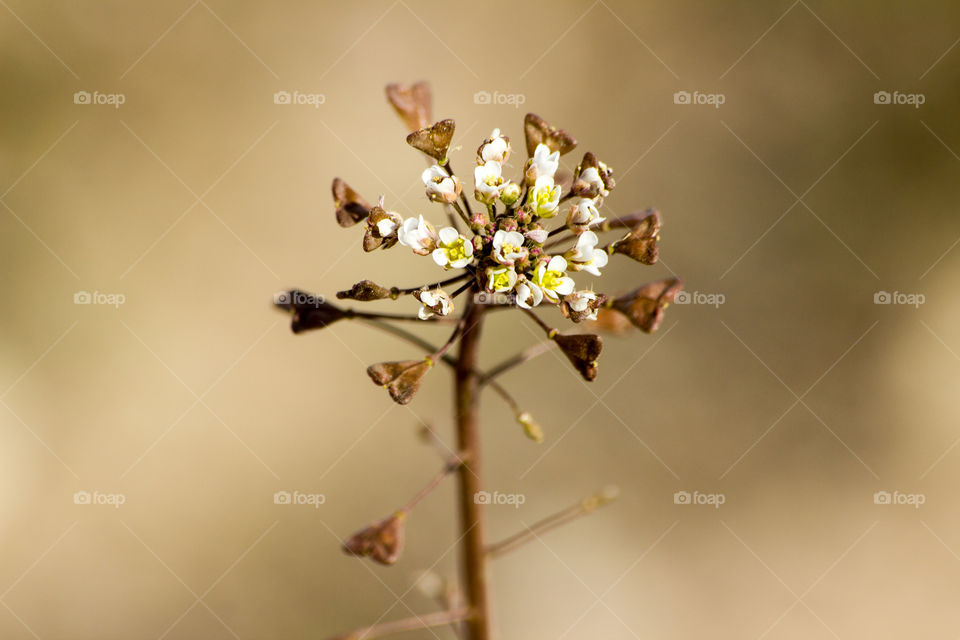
[{"left": 276, "top": 81, "right": 682, "bottom": 639}]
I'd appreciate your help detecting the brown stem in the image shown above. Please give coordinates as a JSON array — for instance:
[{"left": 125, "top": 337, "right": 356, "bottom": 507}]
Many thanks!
[
  {"left": 328, "top": 607, "right": 471, "bottom": 640},
  {"left": 455, "top": 297, "right": 492, "bottom": 639}
]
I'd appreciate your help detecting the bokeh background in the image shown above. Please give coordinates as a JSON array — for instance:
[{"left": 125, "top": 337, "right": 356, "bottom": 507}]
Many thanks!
[{"left": 3, "top": 0, "right": 960, "bottom": 637}]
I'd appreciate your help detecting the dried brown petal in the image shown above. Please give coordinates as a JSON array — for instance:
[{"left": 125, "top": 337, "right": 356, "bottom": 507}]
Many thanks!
[
  {"left": 553, "top": 333, "right": 603, "bottom": 381},
  {"left": 336, "top": 280, "right": 392, "bottom": 301},
  {"left": 610, "top": 277, "right": 683, "bottom": 333},
  {"left": 274, "top": 290, "right": 347, "bottom": 333},
  {"left": 611, "top": 210, "right": 661, "bottom": 265},
  {"left": 406, "top": 119, "right": 456, "bottom": 161},
  {"left": 366, "top": 359, "right": 433, "bottom": 405},
  {"left": 331, "top": 177, "right": 371, "bottom": 228},
  {"left": 523, "top": 113, "right": 577, "bottom": 156},
  {"left": 560, "top": 292, "right": 607, "bottom": 323},
  {"left": 385, "top": 82, "right": 432, "bottom": 133},
  {"left": 342, "top": 512, "right": 407, "bottom": 565}
]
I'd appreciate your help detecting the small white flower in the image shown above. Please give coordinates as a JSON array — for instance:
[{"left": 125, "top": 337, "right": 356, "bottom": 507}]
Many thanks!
[
  {"left": 415, "top": 288, "right": 454, "bottom": 320},
  {"left": 397, "top": 215, "right": 438, "bottom": 255},
  {"left": 478, "top": 128, "right": 511, "bottom": 164},
  {"left": 528, "top": 175, "right": 561, "bottom": 218},
  {"left": 566, "top": 198, "right": 605, "bottom": 232},
  {"left": 491, "top": 229, "right": 527, "bottom": 266},
  {"left": 565, "top": 290, "right": 600, "bottom": 321},
  {"left": 432, "top": 226, "right": 474, "bottom": 269},
  {"left": 514, "top": 278, "right": 543, "bottom": 309},
  {"left": 485, "top": 265, "right": 518, "bottom": 293},
  {"left": 566, "top": 231, "right": 609, "bottom": 276},
  {"left": 422, "top": 164, "right": 462, "bottom": 204},
  {"left": 474, "top": 161, "right": 503, "bottom": 205},
  {"left": 526, "top": 143, "right": 559, "bottom": 183},
  {"left": 579, "top": 166, "right": 608, "bottom": 197},
  {"left": 532, "top": 256, "right": 575, "bottom": 303}
]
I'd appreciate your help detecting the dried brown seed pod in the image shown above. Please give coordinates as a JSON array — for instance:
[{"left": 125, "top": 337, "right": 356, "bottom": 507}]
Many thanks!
[
  {"left": 367, "top": 359, "right": 433, "bottom": 405},
  {"left": 385, "top": 82, "right": 432, "bottom": 133},
  {"left": 406, "top": 119, "right": 456, "bottom": 162},
  {"left": 610, "top": 277, "right": 683, "bottom": 333},
  {"left": 342, "top": 512, "right": 407, "bottom": 565},
  {"left": 332, "top": 177, "right": 371, "bottom": 228},
  {"left": 553, "top": 333, "right": 603, "bottom": 381},
  {"left": 274, "top": 290, "right": 347, "bottom": 333},
  {"left": 611, "top": 210, "right": 661, "bottom": 265},
  {"left": 336, "top": 280, "right": 392, "bottom": 301},
  {"left": 523, "top": 113, "right": 577, "bottom": 156}
]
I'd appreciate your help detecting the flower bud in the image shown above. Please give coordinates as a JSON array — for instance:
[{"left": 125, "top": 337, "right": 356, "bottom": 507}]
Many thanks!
[
  {"left": 406, "top": 119, "right": 456, "bottom": 162},
  {"left": 342, "top": 511, "right": 407, "bottom": 565},
  {"left": 332, "top": 177, "right": 371, "bottom": 227},
  {"left": 499, "top": 181, "right": 521, "bottom": 206},
  {"left": 552, "top": 333, "right": 603, "bottom": 381},
  {"left": 385, "top": 82, "right": 432, "bottom": 132},
  {"left": 477, "top": 128, "right": 511, "bottom": 164},
  {"left": 516, "top": 412, "right": 544, "bottom": 443},
  {"left": 367, "top": 359, "right": 434, "bottom": 405},
  {"left": 337, "top": 280, "right": 392, "bottom": 302},
  {"left": 609, "top": 277, "right": 683, "bottom": 333},
  {"left": 610, "top": 210, "right": 661, "bottom": 264}
]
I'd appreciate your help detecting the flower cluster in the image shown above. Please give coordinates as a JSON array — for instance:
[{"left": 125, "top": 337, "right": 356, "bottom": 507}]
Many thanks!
[{"left": 334, "top": 110, "right": 669, "bottom": 330}]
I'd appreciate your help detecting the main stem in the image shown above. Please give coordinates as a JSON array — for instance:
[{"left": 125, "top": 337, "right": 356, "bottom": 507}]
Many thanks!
[{"left": 455, "top": 296, "right": 492, "bottom": 640}]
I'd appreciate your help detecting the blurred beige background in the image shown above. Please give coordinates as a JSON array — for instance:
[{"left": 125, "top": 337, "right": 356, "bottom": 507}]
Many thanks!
[{"left": 3, "top": 0, "right": 960, "bottom": 637}]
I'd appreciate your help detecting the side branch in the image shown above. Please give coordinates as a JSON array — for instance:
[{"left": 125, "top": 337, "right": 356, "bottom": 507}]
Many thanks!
[{"left": 328, "top": 607, "right": 471, "bottom": 640}]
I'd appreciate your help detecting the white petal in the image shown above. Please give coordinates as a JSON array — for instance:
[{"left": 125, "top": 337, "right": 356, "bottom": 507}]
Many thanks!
[
  {"left": 547, "top": 255, "right": 567, "bottom": 272},
  {"left": 492, "top": 229, "right": 507, "bottom": 248},
  {"left": 432, "top": 249, "right": 448, "bottom": 266},
  {"left": 555, "top": 277, "right": 575, "bottom": 296},
  {"left": 592, "top": 249, "right": 609, "bottom": 268},
  {"left": 418, "top": 306, "right": 433, "bottom": 320},
  {"left": 506, "top": 231, "right": 525, "bottom": 247},
  {"left": 438, "top": 227, "right": 459, "bottom": 245}
]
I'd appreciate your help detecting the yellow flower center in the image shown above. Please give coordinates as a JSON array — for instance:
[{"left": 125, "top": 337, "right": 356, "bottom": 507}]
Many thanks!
[
  {"left": 502, "top": 243, "right": 518, "bottom": 255},
  {"left": 491, "top": 270, "right": 512, "bottom": 290},
  {"left": 540, "top": 269, "right": 563, "bottom": 290},
  {"left": 443, "top": 238, "right": 469, "bottom": 262}
]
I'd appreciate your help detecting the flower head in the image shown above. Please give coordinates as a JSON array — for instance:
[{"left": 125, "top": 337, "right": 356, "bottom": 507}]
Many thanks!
[
  {"left": 398, "top": 215, "right": 438, "bottom": 255},
  {"left": 478, "top": 128, "right": 511, "bottom": 164},
  {"left": 566, "top": 198, "right": 604, "bottom": 233},
  {"left": 432, "top": 227, "right": 474, "bottom": 269},
  {"left": 491, "top": 229, "right": 527, "bottom": 266},
  {"left": 474, "top": 161, "right": 504, "bottom": 205},
  {"left": 572, "top": 152, "right": 614, "bottom": 199},
  {"left": 532, "top": 256, "right": 575, "bottom": 303},
  {"left": 363, "top": 202, "right": 403, "bottom": 252},
  {"left": 422, "top": 164, "right": 462, "bottom": 204},
  {"left": 528, "top": 175, "right": 561, "bottom": 218},
  {"left": 415, "top": 288, "right": 454, "bottom": 320},
  {"left": 485, "top": 265, "right": 518, "bottom": 293},
  {"left": 565, "top": 231, "right": 609, "bottom": 276},
  {"left": 514, "top": 278, "right": 543, "bottom": 309},
  {"left": 561, "top": 290, "right": 605, "bottom": 323}
]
